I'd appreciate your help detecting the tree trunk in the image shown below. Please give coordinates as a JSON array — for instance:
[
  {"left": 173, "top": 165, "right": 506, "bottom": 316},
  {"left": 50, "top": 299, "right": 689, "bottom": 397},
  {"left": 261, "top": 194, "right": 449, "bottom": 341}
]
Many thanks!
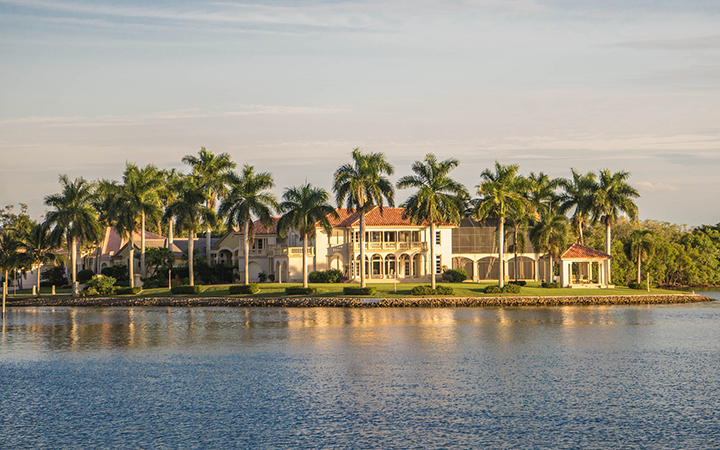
[
  {"left": 128, "top": 234, "right": 135, "bottom": 289},
  {"left": 549, "top": 254, "right": 553, "bottom": 283},
  {"left": 514, "top": 226, "right": 519, "bottom": 283},
  {"left": 71, "top": 236, "right": 78, "bottom": 297},
  {"left": 430, "top": 222, "right": 436, "bottom": 289},
  {"left": 244, "top": 221, "right": 250, "bottom": 285},
  {"left": 360, "top": 213, "right": 366, "bottom": 288},
  {"left": 606, "top": 220, "right": 612, "bottom": 285},
  {"left": 498, "top": 216, "right": 505, "bottom": 288},
  {"left": 188, "top": 229, "right": 194, "bottom": 286},
  {"left": 141, "top": 212, "right": 146, "bottom": 278},
  {"left": 578, "top": 219, "right": 584, "bottom": 246},
  {"left": 2, "top": 270, "right": 6, "bottom": 320},
  {"left": 302, "top": 232, "right": 309, "bottom": 288},
  {"left": 168, "top": 220, "right": 174, "bottom": 249},
  {"left": 637, "top": 247, "right": 642, "bottom": 284},
  {"left": 206, "top": 225, "right": 212, "bottom": 265},
  {"left": 36, "top": 266, "right": 41, "bottom": 297}
]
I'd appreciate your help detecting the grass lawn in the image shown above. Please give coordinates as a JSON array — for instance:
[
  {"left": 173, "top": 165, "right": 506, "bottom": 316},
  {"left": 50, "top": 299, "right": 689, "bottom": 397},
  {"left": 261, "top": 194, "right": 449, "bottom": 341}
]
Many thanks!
[{"left": 3, "top": 281, "right": 689, "bottom": 300}]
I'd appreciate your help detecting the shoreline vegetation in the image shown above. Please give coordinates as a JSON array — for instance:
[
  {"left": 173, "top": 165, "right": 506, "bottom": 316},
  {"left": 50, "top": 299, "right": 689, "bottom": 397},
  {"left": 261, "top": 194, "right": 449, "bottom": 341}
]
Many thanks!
[{"left": 2, "top": 283, "right": 712, "bottom": 308}]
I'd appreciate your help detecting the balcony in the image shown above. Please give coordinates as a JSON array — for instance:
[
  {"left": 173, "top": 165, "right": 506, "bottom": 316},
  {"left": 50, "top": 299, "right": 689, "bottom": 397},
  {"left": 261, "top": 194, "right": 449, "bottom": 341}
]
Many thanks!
[{"left": 352, "top": 242, "right": 427, "bottom": 251}]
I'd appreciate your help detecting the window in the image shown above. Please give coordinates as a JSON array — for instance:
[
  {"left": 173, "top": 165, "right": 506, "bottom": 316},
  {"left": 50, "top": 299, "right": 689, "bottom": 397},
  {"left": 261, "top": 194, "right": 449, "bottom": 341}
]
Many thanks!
[
  {"left": 252, "top": 238, "right": 265, "bottom": 250},
  {"left": 435, "top": 231, "right": 441, "bottom": 246},
  {"left": 435, "top": 255, "right": 442, "bottom": 274}
]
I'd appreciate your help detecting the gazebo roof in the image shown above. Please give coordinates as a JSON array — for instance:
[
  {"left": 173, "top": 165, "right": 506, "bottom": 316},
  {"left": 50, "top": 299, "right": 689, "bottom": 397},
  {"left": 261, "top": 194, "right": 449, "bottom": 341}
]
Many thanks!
[{"left": 560, "top": 243, "right": 611, "bottom": 260}]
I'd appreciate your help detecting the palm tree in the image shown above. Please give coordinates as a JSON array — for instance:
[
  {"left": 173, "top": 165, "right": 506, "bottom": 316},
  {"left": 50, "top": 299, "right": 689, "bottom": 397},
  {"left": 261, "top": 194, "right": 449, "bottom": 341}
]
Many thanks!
[
  {"left": 472, "top": 162, "right": 529, "bottom": 288},
  {"left": 333, "top": 148, "right": 395, "bottom": 288},
  {"left": 558, "top": 169, "right": 596, "bottom": 245},
  {"left": 0, "top": 230, "right": 20, "bottom": 318},
  {"left": 165, "top": 176, "right": 216, "bottom": 286},
  {"left": 627, "top": 229, "right": 655, "bottom": 283},
  {"left": 397, "top": 154, "right": 468, "bottom": 289},
  {"left": 124, "top": 163, "right": 163, "bottom": 277},
  {"left": 530, "top": 209, "right": 569, "bottom": 283},
  {"left": 44, "top": 175, "right": 102, "bottom": 297},
  {"left": 219, "top": 165, "right": 277, "bottom": 285},
  {"left": 158, "top": 169, "right": 184, "bottom": 250},
  {"left": 591, "top": 169, "right": 640, "bottom": 284},
  {"left": 277, "top": 183, "right": 339, "bottom": 288},
  {"left": 183, "top": 148, "right": 237, "bottom": 263},
  {"left": 19, "top": 221, "right": 62, "bottom": 296}
]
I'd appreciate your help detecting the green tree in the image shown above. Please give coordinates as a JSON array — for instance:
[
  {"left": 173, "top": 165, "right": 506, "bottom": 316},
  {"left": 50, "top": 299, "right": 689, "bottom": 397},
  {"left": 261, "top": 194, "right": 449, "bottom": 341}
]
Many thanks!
[
  {"left": 530, "top": 209, "right": 569, "bottom": 283},
  {"left": 44, "top": 175, "right": 102, "bottom": 297},
  {"left": 333, "top": 148, "right": 395, "bottom": 288},
  {"left": 277, "top": 183, "right": 338, "bottom": 288},
  {"left": 471, "top": 162, "right": 530, "bottom": 288},
  {"left": 123, "top": 164, "right": 163, "bottom": 277},
  {"left": 626, "top": 229, "right": 655, "bottom": 283},
  {"left": 183, "top": 147, "right": 236, "bottom": 263},
  {"left": 219, "top": 165, "right": 277, "bottom": 285},
  {"left": 18, "top": 221, "right": 63, "bottom": 296},
  {"left": 558, "top": 169, "right": 597, "bottom": 245},
  {"left": 591, "top": 169, "right": 640, "bottom": 284},
  {"left": 165, "top": 176, "right": 215, "bottom": 286},
  {"left": 397, "top": 154, "right": 468, "bottom": 289},
  {"left": 0, "top": 230, "right": 21, "bottom": 318},
  {"left": 158, "top": 169, "right": 184, "bottom": 250}
]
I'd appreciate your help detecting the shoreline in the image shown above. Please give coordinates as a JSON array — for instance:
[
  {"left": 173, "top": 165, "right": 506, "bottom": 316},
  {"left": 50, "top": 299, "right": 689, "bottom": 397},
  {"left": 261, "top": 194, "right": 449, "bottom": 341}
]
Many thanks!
[{"left": 3, "top": 293, "right": 713, "bottom": 308}]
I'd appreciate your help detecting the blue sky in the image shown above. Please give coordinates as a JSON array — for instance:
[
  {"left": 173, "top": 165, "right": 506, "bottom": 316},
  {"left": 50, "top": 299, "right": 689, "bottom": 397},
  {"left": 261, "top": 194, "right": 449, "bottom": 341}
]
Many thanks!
[{"left": 1, "top": 0, "right": 719, "bottom": 225}]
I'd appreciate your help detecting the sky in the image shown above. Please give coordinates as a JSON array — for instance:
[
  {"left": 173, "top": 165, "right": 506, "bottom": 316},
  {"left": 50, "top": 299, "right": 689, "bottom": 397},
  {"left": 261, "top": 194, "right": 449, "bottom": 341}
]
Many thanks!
[{"left": 1, "top": 0, "right": 719, "bottom": 226}]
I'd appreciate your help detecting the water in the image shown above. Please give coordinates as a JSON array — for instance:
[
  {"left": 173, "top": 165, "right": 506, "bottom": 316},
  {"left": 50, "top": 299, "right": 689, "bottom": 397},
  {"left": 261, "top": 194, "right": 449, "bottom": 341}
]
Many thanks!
[{"left": 1, "top": 293, "right": 720, "bottom": 449}]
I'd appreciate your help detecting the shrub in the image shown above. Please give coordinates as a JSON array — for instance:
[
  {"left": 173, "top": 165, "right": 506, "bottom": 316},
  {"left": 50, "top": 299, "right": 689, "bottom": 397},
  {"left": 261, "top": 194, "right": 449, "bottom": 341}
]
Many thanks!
[
  {"left": 484, "top": 285, "right": 502, "bottom": 294},
  {"left": 343, "top": 287, "right": 377, "bottom": 296},
  {"left": 286, "top": 286, "right": 317, "bottom": 295},
  {"left": 541, "top": 282, "right": 560, "bottom": 288},
  {"left": 77, "top": 269, "right": 96, "bottom": 284},
  {"left": 83, "top": 275, "right": 116, "bottom": 295},
  {"left": 324, "top": 269, "right": 343, "bottom": 283},
  {"left": 628, "top": 282, "right": 644, "bottom": 290},
  {"left": 501, "top": 284, "right": 521, "bottom": 294},
  {"left": 171, "top": 285, "right": 204, "bottom": 294},
  {"left": 435, "top": 285, "right": 454, "bottom": 295},
  {"left": 41, "top": 266, "right": 68, "bottom": 286},
  {"left": 141, "top": 278, "right": 162, "bottom": 289},
  {"left": 308, "top": 271, "right": 327, "bottom": 283},
  {"left": 442, "top": 269, "right": 468, "bottom": 283},
  {"left": 508, "top": 280, "right": 526, "bottom": 286},
  {"left": 229, "top": 284, "right": 260, "bottom": 295},
  {"left": 115, "top": 287, "right": 143, "bottom": 295},
  {"left": 81, "top": 287, "right": 99, "bottom": 297},
  {"left": 101, "top": 264, "right": 129, "bottom": 282},
  {"left": 411, "top": 285, "right": 435, "bottom": 295}
]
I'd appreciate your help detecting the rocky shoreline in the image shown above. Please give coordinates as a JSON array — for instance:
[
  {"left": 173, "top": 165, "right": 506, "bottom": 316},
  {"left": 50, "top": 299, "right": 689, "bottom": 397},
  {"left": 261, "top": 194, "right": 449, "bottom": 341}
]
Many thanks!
[{"left": 4, "top": 293, "right": 713, "bottom": 308}]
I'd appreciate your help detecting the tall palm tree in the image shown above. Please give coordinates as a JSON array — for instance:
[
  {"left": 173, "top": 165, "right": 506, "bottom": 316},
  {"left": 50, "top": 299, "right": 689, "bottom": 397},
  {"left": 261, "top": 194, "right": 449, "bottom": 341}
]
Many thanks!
[
  {"left": 520, "top": 172, "right": 560, "bottom": 282},
  {"left": 124, "top": 163, "right": 163, "bottom": 277},
  {"left": 158, "top": 169, "right": 184, "bottom": 250},
  {"left": 165, "top": 176, "right": 216, "bottom": 286},
  {"left": 529, "top": 209, "right": 569, "bottom": 283},
  {"left": 333, "top": 148, "right": 395, "bottom": 288},
  {"left": 472, "top": 162, "right": 529, "bottom": 288},
  {"left": 0, "top": 230, "right": 20, "bottom": 318},
  {"left": 558, "top": 169, "right": 596, "bottom": 245},
  {"left": 627, "top": 229, "right": 655, "bottom": 284},
  {"left": 277, "top": 183, "right": 339, "bottom": 288},
  {"left": 219, "top": 165, "right": 277, "bottom": 285},
  {"left": 19, "top": 221, "right": 62, "bottom": 296},
  {"left": 183, "top": 148, "right": 236, "bottom": 263},
  {"left": 397, "top": 154, "right": 468, "bottom": 289},
  {"left": 44, "top": 175, "right": 102, "bottom": 297},
  {"left": 591, "top": 169, "right": 640, "bottom": 284}
]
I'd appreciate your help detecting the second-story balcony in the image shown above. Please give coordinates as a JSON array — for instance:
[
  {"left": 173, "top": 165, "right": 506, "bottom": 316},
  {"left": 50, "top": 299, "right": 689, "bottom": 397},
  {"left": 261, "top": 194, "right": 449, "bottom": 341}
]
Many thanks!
[{"left": 352, "top": 242, "right": 428, "bottom": 252}]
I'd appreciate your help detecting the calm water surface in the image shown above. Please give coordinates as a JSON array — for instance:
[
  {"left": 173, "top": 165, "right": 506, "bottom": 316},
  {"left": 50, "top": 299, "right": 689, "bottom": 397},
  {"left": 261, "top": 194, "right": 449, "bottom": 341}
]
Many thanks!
[{"left": 1, "top": 292, "right": 720, "bottom": 449}]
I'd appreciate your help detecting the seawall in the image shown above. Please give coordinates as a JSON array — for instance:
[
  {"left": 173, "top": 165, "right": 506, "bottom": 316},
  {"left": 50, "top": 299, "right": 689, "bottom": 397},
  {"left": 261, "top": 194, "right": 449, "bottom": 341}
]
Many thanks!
[{"left": 5, "top": 293, "right": 713, "bottom": 308}]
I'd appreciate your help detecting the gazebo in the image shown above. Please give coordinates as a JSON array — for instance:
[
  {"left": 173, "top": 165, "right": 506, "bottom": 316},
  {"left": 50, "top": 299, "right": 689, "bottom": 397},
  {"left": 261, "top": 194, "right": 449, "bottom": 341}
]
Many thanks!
[{"left": 559, "top": 243, "right": 612, "bottom": 288}]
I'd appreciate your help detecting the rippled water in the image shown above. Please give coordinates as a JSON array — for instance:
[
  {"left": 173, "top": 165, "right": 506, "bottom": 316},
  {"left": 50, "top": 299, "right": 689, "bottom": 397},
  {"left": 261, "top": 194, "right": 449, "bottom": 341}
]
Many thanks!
[{"left": 1, "top": 294, "right": 720, "bottom": 449}]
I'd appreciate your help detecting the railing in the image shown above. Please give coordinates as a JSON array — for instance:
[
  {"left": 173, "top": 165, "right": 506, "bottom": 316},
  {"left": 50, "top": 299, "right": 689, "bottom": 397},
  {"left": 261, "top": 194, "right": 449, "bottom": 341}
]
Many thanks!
[
  {"left": 352, "top": 242, "right": 428, "bottom": 251},
  {"left": 280, "top": 247, "right": 315, "bottom": 257}
]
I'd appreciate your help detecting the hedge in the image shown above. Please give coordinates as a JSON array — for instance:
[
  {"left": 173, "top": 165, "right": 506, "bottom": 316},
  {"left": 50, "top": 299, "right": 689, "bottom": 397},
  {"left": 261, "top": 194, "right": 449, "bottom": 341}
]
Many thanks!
[
  {"left": 229, "top": 284, "right": 260, "bottom": 295},
  {"left": 343, "top": 287, "right": 377, "bottom": 296},
  {"left": 484, "top": 285, "right": 502, "bottom": 293},
  {"left": 285, "top": 286, "right": 317, "bottom": 295},
  {"left": 442, "top": 269, "right": 468, "bottom": 283},
  {"left": 115, "top": 287, "right": 143, "bottom": 295},
  {"left": 171, "top": 285, "right": 204, "bottom": 294},
  {"left": 628, "top": 282, "right": 644, "bottom": 290},
  {"left": 508, "top": 280, "right": 527, "bottom": 286},
  {"left": 308, "top": 269, "right": 344, "bottom": 283},
  {"left": 410, "top": 285, "right": 454, "bottom": 296},
  {"left": 501, "top": 284, "right": 521, "bottom": 294},
  {"left": 541, "top": 282, "right": 560, "bottom": 288}
]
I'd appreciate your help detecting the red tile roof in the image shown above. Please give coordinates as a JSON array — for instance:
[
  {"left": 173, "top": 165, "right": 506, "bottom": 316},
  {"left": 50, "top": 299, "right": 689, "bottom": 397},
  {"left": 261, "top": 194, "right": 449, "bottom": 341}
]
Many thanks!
[
  {"left": 326, "top": 207, "right": 446, "bottom": 227},
  {"left": 233, "top": 217, "right": 279, "bottom": 235},
  {"left": 561, "top": 243, "right": 611, "bottom": 260},
  {"left": 100, "top": 227, "right": 165, "bottom": 257}
]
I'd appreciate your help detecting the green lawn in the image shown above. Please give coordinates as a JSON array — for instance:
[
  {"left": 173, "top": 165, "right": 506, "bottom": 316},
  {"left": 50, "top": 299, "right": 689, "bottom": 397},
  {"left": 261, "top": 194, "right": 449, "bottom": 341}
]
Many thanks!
[{"left": 3, "top": 282, "right": 689, "bottom": 301}]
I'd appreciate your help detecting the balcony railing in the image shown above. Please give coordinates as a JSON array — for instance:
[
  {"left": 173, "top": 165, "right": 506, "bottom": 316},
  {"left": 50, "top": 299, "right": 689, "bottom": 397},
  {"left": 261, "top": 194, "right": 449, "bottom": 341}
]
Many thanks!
[{"left": 352, "top": 242, "right": 427, "bottom": 251}]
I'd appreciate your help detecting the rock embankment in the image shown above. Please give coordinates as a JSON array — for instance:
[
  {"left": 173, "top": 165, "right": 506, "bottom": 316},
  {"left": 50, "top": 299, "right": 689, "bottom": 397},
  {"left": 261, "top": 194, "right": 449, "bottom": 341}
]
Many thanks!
[{"left": 5, "top": 293, "right": 713, "bottom": 308}]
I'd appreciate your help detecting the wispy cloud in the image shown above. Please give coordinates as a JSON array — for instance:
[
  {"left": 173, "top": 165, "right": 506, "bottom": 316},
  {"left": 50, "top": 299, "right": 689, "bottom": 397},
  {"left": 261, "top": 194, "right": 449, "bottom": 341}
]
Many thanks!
[
  {"left": 607, "top": 34, "right": 720, "bottom": 50},
  {"left": 636, "top": 181, "right": 679, "bottom": 192}
]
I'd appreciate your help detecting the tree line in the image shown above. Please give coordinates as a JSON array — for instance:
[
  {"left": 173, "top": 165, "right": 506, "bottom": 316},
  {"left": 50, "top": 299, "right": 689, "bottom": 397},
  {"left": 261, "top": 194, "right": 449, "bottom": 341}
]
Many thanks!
[{"left": 1, "top": 147, "right": 716, "bottom": 305}]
